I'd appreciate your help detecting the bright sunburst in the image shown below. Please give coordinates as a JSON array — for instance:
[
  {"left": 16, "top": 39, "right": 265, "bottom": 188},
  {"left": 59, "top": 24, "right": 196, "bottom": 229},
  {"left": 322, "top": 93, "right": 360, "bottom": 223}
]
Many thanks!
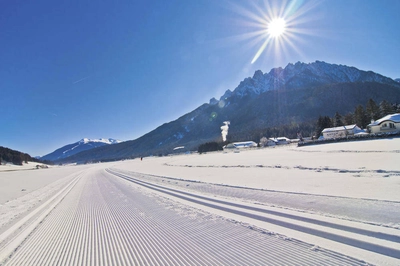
[
  {"left": 224, "top": 0, "right": 320, "bottom": 65},
  {"left": 268, "top": 18, "right": 286, "bottom": 38}
]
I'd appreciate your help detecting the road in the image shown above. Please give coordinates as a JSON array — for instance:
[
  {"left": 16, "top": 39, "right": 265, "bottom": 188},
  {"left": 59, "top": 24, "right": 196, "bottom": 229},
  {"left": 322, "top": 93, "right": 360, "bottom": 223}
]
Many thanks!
[{"left": 1, "top": 165, "right": 399, "bottom": 265}]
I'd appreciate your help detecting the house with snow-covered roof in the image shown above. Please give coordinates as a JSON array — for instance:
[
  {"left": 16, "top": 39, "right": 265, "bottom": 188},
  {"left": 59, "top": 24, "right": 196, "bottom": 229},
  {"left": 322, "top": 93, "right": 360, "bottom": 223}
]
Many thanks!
[
  {"left": 321, "top": 125, "right": 364, "bottom": 139},
  {"left": 223, "top": 141, "right": 258, "bottom": 149},
  {"left": 268, "top": 137, "right": 291, "bottom": 145},
  {"left": 367, "top": 113, "right": 400, "bottom": 134}
]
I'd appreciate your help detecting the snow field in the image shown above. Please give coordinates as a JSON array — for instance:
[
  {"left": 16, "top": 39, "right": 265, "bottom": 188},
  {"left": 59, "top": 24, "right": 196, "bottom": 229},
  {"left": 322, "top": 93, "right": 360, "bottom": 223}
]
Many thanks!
[
  {"left": 115, "top": 138, "right": 400, "bottom": 201},
  {"left": 0, "top": 138, "right": 399, "bottom": 265},
  {"left": 2, "top": 167, "right": 365, "bottom": 265},
  {"left": 0, "top": 164, "right": 91, "bottom": 204}
]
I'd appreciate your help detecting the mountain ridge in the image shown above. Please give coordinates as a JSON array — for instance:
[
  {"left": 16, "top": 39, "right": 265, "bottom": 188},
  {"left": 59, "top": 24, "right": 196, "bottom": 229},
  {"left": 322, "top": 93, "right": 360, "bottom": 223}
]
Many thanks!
[
  {"left": 218, "top": 61, "right": 398, "bottom": 102},
  {"left": 55, "top": 61, "right": 400, "bottom": 164},
  {"left": 41, "top": 138, "right": 122, "bottom": 161}
]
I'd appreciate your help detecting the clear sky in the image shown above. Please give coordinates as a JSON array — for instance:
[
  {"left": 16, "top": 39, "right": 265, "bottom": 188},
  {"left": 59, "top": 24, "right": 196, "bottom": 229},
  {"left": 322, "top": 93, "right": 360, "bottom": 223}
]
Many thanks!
[{"left": 1, "top": 0, "right": 399, "bottom": 156}]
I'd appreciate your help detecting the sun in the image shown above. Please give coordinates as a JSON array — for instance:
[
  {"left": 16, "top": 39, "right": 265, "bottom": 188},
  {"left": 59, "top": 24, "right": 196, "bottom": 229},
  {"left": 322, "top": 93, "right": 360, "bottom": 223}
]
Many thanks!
[
  {"left": 267, "top": 18, "right": 286, "bottom": 38},
  {"left": 223, "top": 0, "right": 320, "bottom": 64}
]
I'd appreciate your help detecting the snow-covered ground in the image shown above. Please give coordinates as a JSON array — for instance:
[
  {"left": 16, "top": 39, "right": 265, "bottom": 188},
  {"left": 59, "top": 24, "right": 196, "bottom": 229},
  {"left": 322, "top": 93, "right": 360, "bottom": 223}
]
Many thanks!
[
  {"left": 117, "top": 137, "right": 400, "bottom": 201},
  {"left": 0, "top": 161, "right": 49, "bottom": 172},
  {"left": 0, "top": 163, "right": 87, "bottom": 204},
  {"left": 0, "top": 138, "right": 399, "bottom": 265}
]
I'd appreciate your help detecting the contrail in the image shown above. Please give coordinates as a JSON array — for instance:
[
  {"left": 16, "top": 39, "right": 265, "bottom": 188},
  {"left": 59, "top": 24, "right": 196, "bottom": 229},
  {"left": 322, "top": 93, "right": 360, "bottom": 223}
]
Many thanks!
[{"left": 73, "top": 75, "right": 91, "bottom": 84}]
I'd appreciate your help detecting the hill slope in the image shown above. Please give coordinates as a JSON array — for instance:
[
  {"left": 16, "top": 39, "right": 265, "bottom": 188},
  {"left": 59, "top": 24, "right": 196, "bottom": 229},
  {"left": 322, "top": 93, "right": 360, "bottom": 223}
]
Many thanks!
[
  {"left": 41, "top": 138, "right": 121, "bottom": 161},
  {"left": 57, "top": 61, "right": 400, "bottom": 163},
  {"left": 0, "top": 146, "right": 39, "bottom": 165}
]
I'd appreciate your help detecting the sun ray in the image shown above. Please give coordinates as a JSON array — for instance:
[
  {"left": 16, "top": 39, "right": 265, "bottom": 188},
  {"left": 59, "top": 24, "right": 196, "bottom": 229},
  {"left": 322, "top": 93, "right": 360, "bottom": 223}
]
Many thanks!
[
  {"left": 283, "top": 0, "right": 303, "bottom": 19},
  {"left": 219, "top": 0, "right": 321, "bottom": 66},
  {"left": 226, "top": 1, "right": 269, "bottom": 26},
  {"left": 246, "top": 0, "right": 320, "bottom": 64},
  {"left": 210, "top": 29, "right": 269, "bottom": 49},
  {"left": 251, "top": 36, "right": 272, "bottom": 64}
]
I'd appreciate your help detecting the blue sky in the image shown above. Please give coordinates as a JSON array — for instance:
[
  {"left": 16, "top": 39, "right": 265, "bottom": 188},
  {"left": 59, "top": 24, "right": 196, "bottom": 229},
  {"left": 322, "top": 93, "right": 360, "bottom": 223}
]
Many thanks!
[{"left": 1, "top": 0, "right": 399, "bottom": 156}]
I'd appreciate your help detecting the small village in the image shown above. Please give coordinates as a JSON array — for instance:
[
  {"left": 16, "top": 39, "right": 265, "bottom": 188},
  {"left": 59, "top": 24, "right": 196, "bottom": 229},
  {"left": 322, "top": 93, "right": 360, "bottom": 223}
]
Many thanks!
[{"left": 223, "top": 113, "right": 400, "bottom": 150}]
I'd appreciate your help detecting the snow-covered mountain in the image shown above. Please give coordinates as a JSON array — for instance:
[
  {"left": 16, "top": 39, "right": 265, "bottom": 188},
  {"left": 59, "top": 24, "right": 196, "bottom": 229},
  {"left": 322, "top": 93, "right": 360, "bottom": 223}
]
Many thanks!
[
  {"left": 218, "top": 61, "right": 398, "bottom": 101},
  {"left": 41, "top": 138, "right": 122, "bottom": 161},
  {"left": 57, "top": 61, "right": 400, "bottom": 164}
]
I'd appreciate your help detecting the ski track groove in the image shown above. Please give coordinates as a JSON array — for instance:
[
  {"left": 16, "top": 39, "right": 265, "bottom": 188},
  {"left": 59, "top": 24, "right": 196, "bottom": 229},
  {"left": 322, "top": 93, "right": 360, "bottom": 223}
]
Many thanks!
[
  {"left": 106, "top": 174, "right": 263, "bottom": 265},
  {"left": 115, "top": 169, "right": 400, "bottom": 243},
  {"left": 4, "top": 167, "right": 368, "bottom": 265},
  {"left": 12, "top": 178, "right": 71, "bottom": 265},
  {"left": 0, "top": 172, "right": 81, "bottom": 263},
  {"left": 108, "top": 168, "right": 400, "bottom": 258},
  {"left": 0, "top": 172, "right": 82, "bottom": 266},
  {"left": 103, "top": 173, "right": 212, "bottom": 265},
  {"left": 102, "top": 175, "right": 195, "bottom": 266},
  {"left": 108, "top": 170, "right": 360, "bottom": 266},
  {"left": 107, "top": 168, "right": 384, "bottom": 265},
  {"left": 140, "top": 185, "right": 295, "bottom": 265}
]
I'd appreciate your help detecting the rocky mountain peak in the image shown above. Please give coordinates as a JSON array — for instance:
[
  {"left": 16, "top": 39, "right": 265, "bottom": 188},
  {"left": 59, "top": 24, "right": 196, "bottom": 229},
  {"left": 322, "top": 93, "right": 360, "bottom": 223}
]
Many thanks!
[
  {"left": 213, "top": 61, "right": 399, "bottom": 104},
  {"left": 252, "top": 70, "right": 264, "bottom": 79}
]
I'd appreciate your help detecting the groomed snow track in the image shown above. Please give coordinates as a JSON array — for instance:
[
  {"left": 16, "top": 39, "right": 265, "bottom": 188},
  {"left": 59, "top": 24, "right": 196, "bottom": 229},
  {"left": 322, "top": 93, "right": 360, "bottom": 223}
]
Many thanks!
[
  {"left": 106, "top": 168, "right": 400, "bottom": 264},
  {"left": 0, "top": 166, "right": 393, "bottom": 265}
]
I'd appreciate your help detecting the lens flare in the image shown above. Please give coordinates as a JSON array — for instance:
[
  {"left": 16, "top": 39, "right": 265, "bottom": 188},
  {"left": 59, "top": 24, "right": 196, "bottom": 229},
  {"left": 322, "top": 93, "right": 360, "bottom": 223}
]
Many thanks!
[
  {"left": 223, "top": 0, "right": 320, "bottom": 65},
  {"left": 209, "top": 112, "right": 218, "bottom": 121}
]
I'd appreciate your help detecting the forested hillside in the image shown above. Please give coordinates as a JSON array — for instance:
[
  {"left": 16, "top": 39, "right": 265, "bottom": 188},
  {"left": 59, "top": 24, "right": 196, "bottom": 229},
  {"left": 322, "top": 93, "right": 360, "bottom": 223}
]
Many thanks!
[{"left": 0, "top": 146, "right": 39, "bottom": 165}]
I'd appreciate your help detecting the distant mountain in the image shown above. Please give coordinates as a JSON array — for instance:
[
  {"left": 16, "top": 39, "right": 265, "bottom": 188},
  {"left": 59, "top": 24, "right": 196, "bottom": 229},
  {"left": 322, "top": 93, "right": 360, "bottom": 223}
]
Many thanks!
[
  {"left": 57, "top": 61, "right": 400, "bottom": 164},
  {"left": 395, "top": 78, "right": 400, "bottom": 83},
  {"left": 41, "top": 138, "right": 122, "bottom": 161},
  {"left": 218, "top": 61, "right": 398, "bottom": 100}
]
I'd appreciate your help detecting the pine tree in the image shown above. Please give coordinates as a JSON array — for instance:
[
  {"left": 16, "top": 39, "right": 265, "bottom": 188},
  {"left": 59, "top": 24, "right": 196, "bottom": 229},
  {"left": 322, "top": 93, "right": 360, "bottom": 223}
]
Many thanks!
[
  {"left": 198, "top": 142, "right": 223, "bottom": 153},
  {"left": 333, "top": 112, "right": 344, "bottom": 127},
  {"left": 380, "top": 100, "right": 394, "bottom": 117},
  {"left": 343, "top": 113, "right": 354, "bottom": 125},
  {"left": 365, "top": 98, "right": 380, "bottom": 121},
  {"left": 354, "top": 105, "right": 369, "bottom": 128},
  {"left": 392, "top": 103, "right": 400, "bottom": 113},
  {"left": 316, "top": 116, "right": 333, "bottom": 138}
]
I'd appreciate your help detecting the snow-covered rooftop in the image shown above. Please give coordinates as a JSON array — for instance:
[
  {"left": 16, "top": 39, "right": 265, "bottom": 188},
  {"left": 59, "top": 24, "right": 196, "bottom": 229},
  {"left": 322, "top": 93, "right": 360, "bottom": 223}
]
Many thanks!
[
  {"left": 224, "top": 141, "right": 258, "bottom": 149},
  {"left": 321, "top": 124, "right": 359, "bottom": 133},
  {"left": 369, "top": 113, "right": 400, "bottom": 126}
]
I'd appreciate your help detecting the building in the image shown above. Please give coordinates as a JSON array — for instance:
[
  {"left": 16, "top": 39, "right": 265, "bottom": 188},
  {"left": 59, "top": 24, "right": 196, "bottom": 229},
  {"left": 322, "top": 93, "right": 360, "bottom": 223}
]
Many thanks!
[
  {"left": 367, "top": 113, "right": 400, "bottom": 134},
  {"left": 268, "top": 137, "right": 290, "bottom": 145},
  {"left": 321, "top": 124, "right": 363, "bottom": 139},
  {"left": 223, "top": 141, "right": 258, "bottom": 149},
  {"left": 259, "top": 137, "right": 273, "bottom": 147}
]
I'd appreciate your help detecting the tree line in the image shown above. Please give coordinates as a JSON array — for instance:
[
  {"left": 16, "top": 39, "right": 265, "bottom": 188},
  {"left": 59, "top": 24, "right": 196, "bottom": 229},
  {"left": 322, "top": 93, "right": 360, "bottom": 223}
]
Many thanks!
[
  {"left": 197, "top": 98, "right": 399, "bottom": 152},
  {"left": 198, "top": 142, "right": 223, "bottom": 154},
  {"left": 0, "top": 146, "right": 41, "bottom": 166},
  {"left": 315, "top": 99, "right": 400, "bottom": 137}
]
